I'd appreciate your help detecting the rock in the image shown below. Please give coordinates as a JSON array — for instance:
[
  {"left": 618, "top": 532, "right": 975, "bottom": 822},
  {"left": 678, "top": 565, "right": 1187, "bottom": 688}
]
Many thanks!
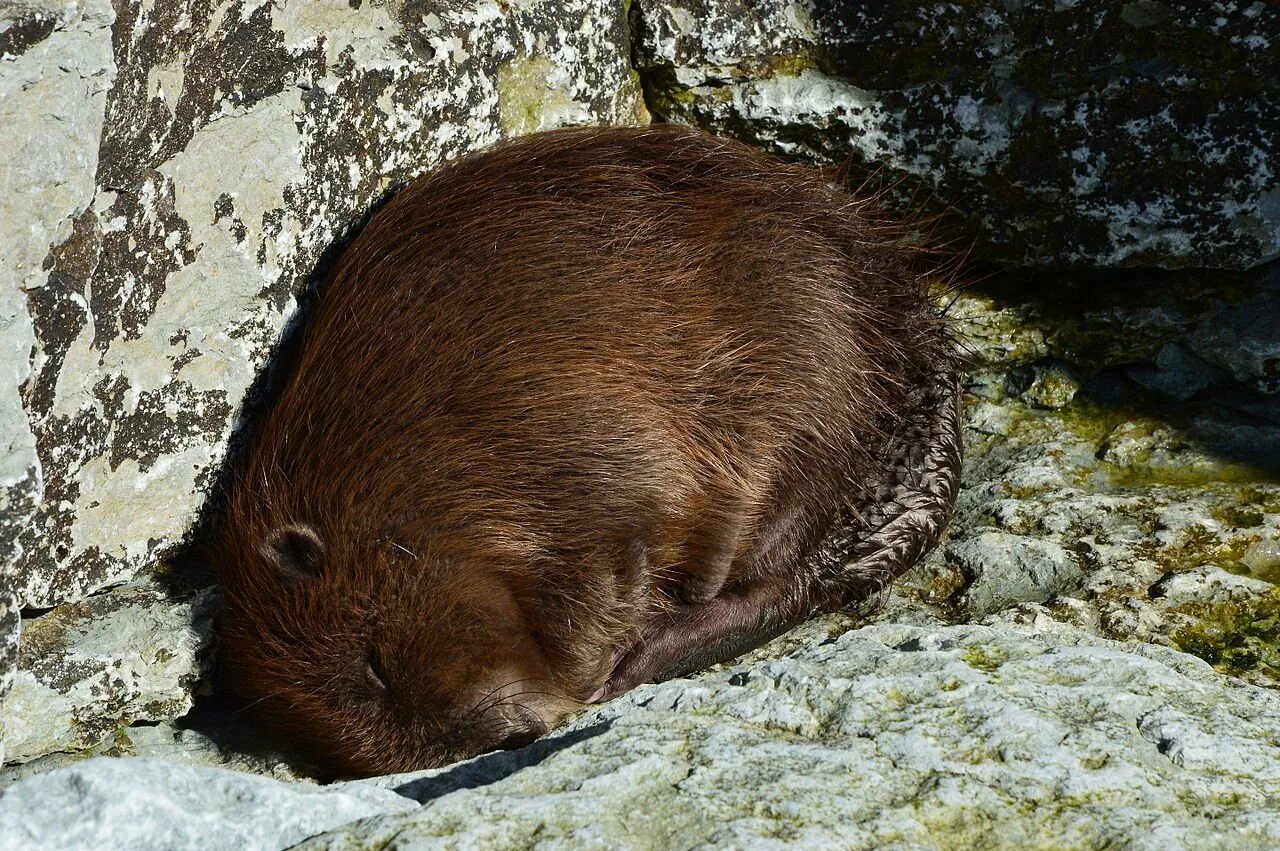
[
  {"left": 1004, "top": 360, "right": 1082, "bottom": 409},
  {"left": 1, "top": 579, "right": 217, "bottom": 765},
  {"left": 1187, "top": 287, "right": 1280, "bottom": 394},
  {"left": 0, "top": 710, "right": 318, "bottom": 791},
  {"left": 8, "top": 0, "right": 644, "bottom": 613},
  {"left": 1242, "top": 538, "right": 1280, "bottom": 580},
  {"left": 633, "top": 0, "right": 1280, "bottom": 269},
  {"left": 0, "top": 756, "right": 415, "bottom": 851},
  {"left": 1, "top": 0, "right": 112, "bottom": 616},
  {"left": 946, "top": 532, "right": 1082, "bottom": 615},
  {"left": 4, "top": 625, "right": 1277, "bottom": 849},
  {"left": 1126, "top": 343, "right": 1229, "bottom": 402},
  {"left": 0, "top": 588, "right": 15, "bottom": 766},
  {"left": 292, "top": 624, "right": 1280, "bottom": 849},
  {"left": 940, "top": 388, "right": 1280, "bottom": 682},
  {"left": 876, "top": 265, "right": 1280, "bottom": 687},
  {"left": 1150, "top": 565, "right": 1275, "bottom": 608}
]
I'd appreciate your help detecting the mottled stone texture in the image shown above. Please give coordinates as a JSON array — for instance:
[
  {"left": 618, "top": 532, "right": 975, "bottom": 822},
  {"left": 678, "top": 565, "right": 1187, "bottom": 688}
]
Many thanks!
[
  {"left": 4, "top": 624, "right": 1280, "bottom": 849},
  {"left": 633, "top": 0, "right": 1280, "bottom": 269},
  {"left": 1, "top": 0, "right": 642, "bottom": 764},
  {"left": 1, "top": 579, "right": 218, "bottom": 765}
]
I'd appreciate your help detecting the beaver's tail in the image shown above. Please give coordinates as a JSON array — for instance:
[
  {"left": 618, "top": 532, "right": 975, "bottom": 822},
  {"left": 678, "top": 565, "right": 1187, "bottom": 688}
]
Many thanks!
[{"left": 811, "top": 367, "right": 963, "bottom": 607}]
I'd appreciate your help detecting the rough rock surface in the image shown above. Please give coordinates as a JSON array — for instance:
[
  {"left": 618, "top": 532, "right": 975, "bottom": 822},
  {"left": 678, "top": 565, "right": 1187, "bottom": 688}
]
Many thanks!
[
  {"left": 4, "top": 624, "right": 1279, "bottom": 849},
  {"left": 1, "top": 0, "right": 643, "bottom": 766},
  {"left": 0, "top": 756, "right": 415, "bottom": 851},
  {"left": 632, "top": 0, "right": 1280, "bottom": 269},
  {"left": 6, "top": 0, "right": 644, "bottom": 613},
  {"left": 0, "top": 587, "right": 14, "bottom": 766},
  {"left": 1, "top": 578, "right": 217, "bottom": 765},
  {"left": 894, "top": 263, "right": 1280, "bottom": 688}
]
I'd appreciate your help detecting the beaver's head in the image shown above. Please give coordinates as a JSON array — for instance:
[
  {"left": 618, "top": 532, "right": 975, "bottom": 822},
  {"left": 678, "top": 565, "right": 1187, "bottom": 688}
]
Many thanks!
[{"left": 215, "top": 522, "right": 585, "bottom": 776}]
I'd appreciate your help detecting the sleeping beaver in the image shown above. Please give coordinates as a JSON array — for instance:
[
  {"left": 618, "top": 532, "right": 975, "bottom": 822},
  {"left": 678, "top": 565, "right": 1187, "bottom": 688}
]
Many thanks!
[{"left": 211, "top": 124, "right": 961, "bottom": 776}]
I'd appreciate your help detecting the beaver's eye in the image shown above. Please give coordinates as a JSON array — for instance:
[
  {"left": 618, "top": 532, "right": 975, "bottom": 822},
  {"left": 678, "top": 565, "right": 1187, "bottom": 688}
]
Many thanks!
[{"left": 365, "top": 649, "right": 388, "bottom": 695}]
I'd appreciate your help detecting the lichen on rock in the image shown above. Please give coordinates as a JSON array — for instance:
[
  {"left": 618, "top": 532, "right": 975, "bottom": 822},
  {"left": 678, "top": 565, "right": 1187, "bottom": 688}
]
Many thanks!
[
  {"left": 893, "top": 264, "right": 1280, "bottom": 688},
  {"left": 1, "top": 578, "right": 217, "bottom": 765},
  {"left": 632, "top": 0, "right": 1280, "bottom": 269}
]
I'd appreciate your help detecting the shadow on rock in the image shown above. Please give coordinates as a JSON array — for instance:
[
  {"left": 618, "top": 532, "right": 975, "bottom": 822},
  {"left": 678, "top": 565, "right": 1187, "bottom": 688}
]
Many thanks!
[{"left": 391, "top": 721, "right": 614, "bottom": 804}]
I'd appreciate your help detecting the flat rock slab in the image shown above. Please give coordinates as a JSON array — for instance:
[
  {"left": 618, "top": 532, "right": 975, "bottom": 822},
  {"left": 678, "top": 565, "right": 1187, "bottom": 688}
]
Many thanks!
[
  {"left": 5, "top": 623, "right": 1279, "bottom": 849},
  {"left": 0, "top": 756, "right": 415, "bottom": 851}
]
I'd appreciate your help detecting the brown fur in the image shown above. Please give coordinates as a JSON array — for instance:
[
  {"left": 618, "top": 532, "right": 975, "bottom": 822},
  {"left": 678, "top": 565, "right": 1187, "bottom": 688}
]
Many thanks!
[{"left": 211, "top": 125, "right": 957, "bottom": 776}]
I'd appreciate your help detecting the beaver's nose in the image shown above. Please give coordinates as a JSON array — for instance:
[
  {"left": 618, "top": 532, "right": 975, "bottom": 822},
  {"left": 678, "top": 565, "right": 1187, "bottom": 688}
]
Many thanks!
[{"left": 491, "top": 704, "right": 548, "bottom": 752}]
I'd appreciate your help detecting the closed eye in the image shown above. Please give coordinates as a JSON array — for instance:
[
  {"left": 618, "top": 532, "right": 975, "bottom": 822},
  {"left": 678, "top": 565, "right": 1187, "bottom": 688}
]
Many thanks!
[{"left": 365, "top": 648, "right": 388, "bottom": 696}]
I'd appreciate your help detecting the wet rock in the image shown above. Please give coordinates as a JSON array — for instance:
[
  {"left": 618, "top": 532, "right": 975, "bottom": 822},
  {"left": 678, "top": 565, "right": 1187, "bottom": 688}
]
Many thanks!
[
  {"left": 1242, "top": 538, "right": 1280, "bottom": 580},
  {"left": 0, "top": 756, "right": 415, "bottom": 851},
  {"left": 633, "top": 0, "right": 1280, "bottom": 269},
  {"left": 1, "top": 579, "right": 217, "bottom": 765}
]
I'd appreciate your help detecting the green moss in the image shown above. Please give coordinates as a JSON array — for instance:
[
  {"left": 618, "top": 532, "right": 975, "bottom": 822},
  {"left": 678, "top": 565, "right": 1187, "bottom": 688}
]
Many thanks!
[
  {"left": 962, "top": 644, "right": 1008, "bottom": 673},
  {"left": 636, "top": 63, "right": 697, "bottom": 121},
  {"left": 497, "top": 55, "right": 576, "bottom": 137},
  {"left": 742, "top": 52, "right": 820, "bottom": 79},
  {"left": 1173, "top": 589, "right": 1280, "bottom": 684},
  {"left": 1211, "top": 505, "right": 1266, "bottom": 529}
]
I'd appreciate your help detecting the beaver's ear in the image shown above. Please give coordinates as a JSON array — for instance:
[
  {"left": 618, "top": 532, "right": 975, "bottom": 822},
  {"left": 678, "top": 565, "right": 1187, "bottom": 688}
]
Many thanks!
[{"left": 260, "top": 523, "right": 326, "bottom": 581}]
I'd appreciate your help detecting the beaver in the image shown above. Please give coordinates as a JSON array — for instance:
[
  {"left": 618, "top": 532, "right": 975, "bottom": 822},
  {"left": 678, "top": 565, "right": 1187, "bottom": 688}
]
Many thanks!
[{"left": 211, "top": 124, "right": 962, "bottom": 777}]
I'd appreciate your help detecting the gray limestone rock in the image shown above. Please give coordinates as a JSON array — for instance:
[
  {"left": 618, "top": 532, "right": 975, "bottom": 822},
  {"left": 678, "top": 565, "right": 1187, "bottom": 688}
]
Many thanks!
[
  {"left": 1, "top": 579, "right": 217, "bottom": 765},
  {"left": 946, "top": 532, "right": 1083, "bottom": 615},
  {"left": 633, "top": 0, "right": 1280, "bottom": 269},
  {"left": 4, "top": 625, "right": 1279, "bottom": 850},
  {"left": 0, "top": 589, "right": 14, "bottom": 767},
  {"left": 308, "top": 624, "right": 1280, "bottom": 848},
  {"left": 0, "top": 756, "right": 415, "bottom": 851},
  {"left": 901, "top": 266, "right": 1280, "bottom": 688}
]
